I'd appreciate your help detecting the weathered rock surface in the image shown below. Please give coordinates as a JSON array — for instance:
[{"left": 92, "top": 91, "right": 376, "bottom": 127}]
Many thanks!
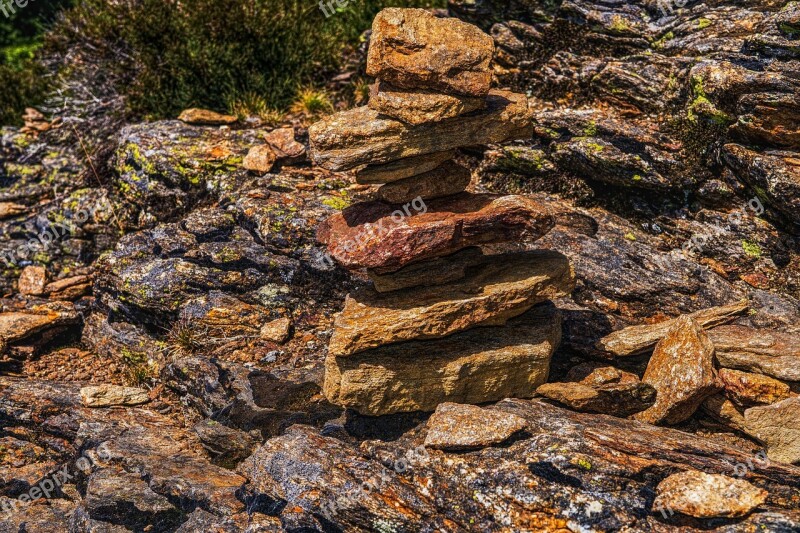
[
  {"left": 718, "top": 368, "right": 795, "bottom": 408},
  {"left": 635, "top": 316, "right": 720, "bottom": 425},
  {"left": 366, "top": 8, "right": 494, "bottom": 96},
  {"left": 537, "top": 379, "right": 656, "bottom": 417},
  {"left": 653, "top": 470, "right": 768, "bottom": 519},
  {"left": 242, "top": 144, "right": 277, "bottom": 174},
  {"left": 355, "top": 150, "right": 455, "bottom": 184},
  {"left": 80, "top": 385, "right": 150, "bottom": 407},
  {"left": 423, "top": 402, "right": 527, "bottom": 450},
  {"left": 702, "top": 394, "right": 747, "bottom": 432},
  {"left": 0, "top": 302, "right": 80, "bottom": 358},
  {"left": 745, "top": 397, "right": 800, "bottom": 464},
  {"left": 375, "top": 160, "right": 471, "bottom": 204},
  {"left": 596, "top": 301, "right": 748, "bottom": 357},
  {"left": 17, "top": 265, "right": 46, "bottom": 296},
  {"left": 367, "top": 247, "right": 485, "bottom": 293},
  {"left": 177, "top": 108, "right": 238, "bottom": 126},
  {"left": 369, "top": 80, "right": 485, "bottom": 125},
  {"left": 309, "top": 90, "right": 532, "bottom": 171},
  {"left": 318, "top": 193, "right": 555, "bottom": 271},
  {"left": 710, "top": 326, "right": 800, "bottom": 381},
  {"left": 263, "top": 127, "right": 305, "bottom": 161},
  {"left": 329, "top": 250, "right": 574, "bottom": 356},
  {"left": 324, "top": 305, "right": 560, "bottom": 415}
]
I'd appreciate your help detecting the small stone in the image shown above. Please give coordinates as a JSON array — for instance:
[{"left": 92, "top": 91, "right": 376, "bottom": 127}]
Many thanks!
[
  {"left": 0, "top": 202, "right": 27, "bottom": 220},
  {"left": 536, "top": 380, "right": 656, "bottom": 417},
  {"left": 80, "top": 385, "right": 150, "bottom": 407},
  {"left": 44, "top": 275, "right": 92, "bottom": 300},
  {"left": 744, "top": 397, "right": 800, "bottom": 464},
  {"left": 375, "top": 161, "right": 471, "bottom": 204},
  {"left": 366, "top": 8, "right": 494, "bottom": 96},
  {"left": 634, "top": 316, "right": 720, "bottom": 425},
  {"left": 328, "top": 250, "right": 574, "bottom": 356},
  {"left": 356, "top": 150, "right": 455, "bottom": 184},
  {"left": 369, "top": 80, "right": 485, "bottom": 125},
  {"left": 718, "top": 368, "right": 794, "bottom": 408},
  {"left": 424, "top": 403, "right": 527, "bottom": 450},
  {"left": 368, "top": 247, "right": 485, "bottom": 293},
  {"left": 264, "top": 127, "right": 306, "bottom": 161},
  {"left": 260, "top": 318, "right": 291, "bottom": 344},
  {"left": 653, "top": 470, "right": 767, "bottom": 518},
  {"left": 18, "top": 266, "right": 47, "bottom": 296},
  {"left": 243, "top": 145, "right": 277, "bottom": 174},
  {"left": 178, "top": 108, "right": 238, "bottom": 126}
]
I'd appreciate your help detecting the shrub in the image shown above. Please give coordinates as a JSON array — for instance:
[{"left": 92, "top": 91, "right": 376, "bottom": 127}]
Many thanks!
[{"left": 50, "top": 0, "right": 445, "bottom": 119}]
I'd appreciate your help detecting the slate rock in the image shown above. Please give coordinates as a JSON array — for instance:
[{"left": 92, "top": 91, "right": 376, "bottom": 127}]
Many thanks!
[
  {"left": 744, "top": 397, "right": 800, "bottom": 464},
  {"left": 375, "top": 160, "right": 471, "bottom": 204},
  {"left": 368, "top": 80, "right": 485, "bottom": 125}
]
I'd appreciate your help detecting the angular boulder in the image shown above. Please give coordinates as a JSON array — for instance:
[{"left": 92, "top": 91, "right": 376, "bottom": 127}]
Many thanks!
[{"left": 717, "top": 368, "right": 794, "bottom": 408}]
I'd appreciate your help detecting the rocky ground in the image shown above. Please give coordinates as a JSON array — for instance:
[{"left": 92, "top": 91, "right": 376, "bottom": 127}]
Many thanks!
[{"left": 0, "top": 1, "right": 799, "bottom": 531}]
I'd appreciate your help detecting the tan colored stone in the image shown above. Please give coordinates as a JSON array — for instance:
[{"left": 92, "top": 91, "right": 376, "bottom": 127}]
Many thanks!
[
  {"left": 329, "top": 250, "right": 574, "bottom": 356},
  {"left": 565, "top": 363, "right": 640, "bottom": 386},
  {"left": 536, "top": 380, "right": 655, "bottom": 417},
  {"left": 369, "top": 81, "right": 485, "bottom": 125},
  {"left": 243, "top": 145, "right": 277, "bottom": 174},
  {"left": 368, "top": 247, "right": 485, "bottom": 293},
  {"left": 309, "top": 90, "right": 532, "bottom": 171},
  {"left": 44, "top": 275, "right": 91, "bottom": 300},
  {"left": 18, "top": 266, "right": 47, "bottom": 296},
  {"left": 596, "top": 301, "right": 748, "bottom": 357},
  {"left": 718, "top": 368, "right": 794, "bottom": 408},
  {"left": 178, "top": 108, "right": 238, "bottom": 126},
  {"left": 744, "top": 397, "right": 800, "bottom": 464},
  {"left": 709, "top": 325, "right": 800, "bottom": 381},
  {"left": 81, "top": 385, "right": 150, "bottom": 407},
  {"left": 318, "top": 193, "right": 555, "bottom": 271},
  {"left": 424, "top": 403, "right": 527, "bottom": 450},
  {"left": 264, "top": 127, "right": 305, "bottom": 161},
  {"left": 260, "top": 317, "right": 291, "bottom": 344},
  {"left": 0, "top": 304, "right": 80, "bottom": 349},
  {"left": 634, "top": 316, "right": 720, "bottom": 425},
  {"left": 375, "top": 160, "right": 471, "bottom": 204},
  {"left": 324, "top": 305, "right": 561, "bottom": 415},
  {"left": 701, "top": 394, "right": 747, "bottom": 432},
  {"left": 356, "top": 150, "right": 455, "bottom": 184},
  {"left": 366, "top": 8, "right": 494, "bottom": 97},
  {"left": 0, "top": 202, "right": 27, "bottom": 220},
  {"left": 653, "top": 470, "right": 767, "bottom": 518}
]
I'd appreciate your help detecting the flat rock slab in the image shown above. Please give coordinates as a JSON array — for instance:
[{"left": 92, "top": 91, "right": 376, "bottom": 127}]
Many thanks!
[
  {"left": 596, "top": 300, "right": 748, "bottom": 357},
  {"left": 366, "top": 8, "right": 494, "bottom": 96},
  {"left": 318, "top": 193, "right": 555, "bottom": 271},
  {"left": 368, "top": 247, "right": 485, "bottom": 293},
  {"left": 375, "top": 160, "right": 471, "bottom": 204},
  {"left": 177, "top": 108, "right": 237, "bottom": 126},
  {"left": 710, "top": 325, "right": 800, "bottom": 381},
  {"left": 653, "top": 470, "right": 767, "bottom": 518},
  {"left": 328, "top": 250, "right": 574, "bottom": 356},
  {"left": 718, "top": 368, "right": 795, "bottom": 408},
  {"left": 0, "top": 303, "right": 80, "bottom": 353},
  {"left": 745, "top": 397, "right": 800, "bottom": 464},
  {"left": 424, "top": 403, "right": 527, "bottom": 450},
  {"left": 536, "top": 380, "right": 656, "bottom": 417},
  {"left": 324, "top": 305, "right": 561, "bottom": 415},
  {"left": 356, "top": 150, "right": 455, "bottom": 184},
  {"left": 635, "top": 316, "right": 720, "bottom": 425},
  {"left": 369, "top": 81, "right": 485, "bottom": 125},
  {"left": 309, "top": 90, "right": 532, "bottom": 171},
  {"left": 81, "top": 385, "right": 150, "bottom": 407}
]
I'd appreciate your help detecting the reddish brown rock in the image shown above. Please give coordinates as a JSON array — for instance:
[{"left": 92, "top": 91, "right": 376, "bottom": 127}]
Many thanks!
[
  {"left": 536, "top": 380, "right": 656, "bottom": 417},
  {"left": 318, "top": 193, "right": 555, "bottom": 271},
  {"left": 260, "top": 317, "right": 291, "bottom": 344},
  {"left": 634, "top": 316, "right": 720, "bottom": 425},
  {"left": 709, "top": 325, "right": 800, "bottom": 381},
  {"left": 355, "top": 150, "right": 456, "bottom": 184},
  {"left": 744, "top": 397, "right": 800, "bottom": 464},
  {"left": 566, "top": 363, "right": 640, "bottom": 386},
  {"left": 718, "top": 368, "right": 795, "bottom": 408},
  {"left": 424, "top": 403, "right": 527, "bottom": 450},
  {"left": 18, "top": 266, "right": 47, "bottom": 296},
  {"left": 366, "top": 8, "right": 494, "bottom": 97},
  {"left": 369, "top": 81, "right": 485, "bottom": 125},
  {"left": 177, "top": 108, "right": 238, "bottom": 126},
  {"left": 309, "top": 90, "right": 532, "bottom": 171},
  {"left": 242, "top": 145, "right": 277, "bottom": 174},
  {"left": 329, "top": 250, "right": 574, "bottom": 356},
  {"left": 43, "top": 275, "right": 91, "bottom": 300},
  {"left": 653, "top": 470, "right": 767, "bottom": 518},
  {"left": 264, "top": 127, "right": 306, "bottom": 161},
  {"left": 702, "top": 394, "right": 747, "bottom": 432},
  {"left": 375, "top": 160, "right": 471, "bottom": 204}
]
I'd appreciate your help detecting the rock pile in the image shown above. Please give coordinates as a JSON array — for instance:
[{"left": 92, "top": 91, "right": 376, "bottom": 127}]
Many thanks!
[{"left": 309, "top": 8, "right": 575, "bottom": 415}]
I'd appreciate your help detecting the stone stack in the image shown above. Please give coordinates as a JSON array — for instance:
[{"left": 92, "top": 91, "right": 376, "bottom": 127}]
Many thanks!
[{"left": 309, "top": 8, "right": 575, "bottom": 416}]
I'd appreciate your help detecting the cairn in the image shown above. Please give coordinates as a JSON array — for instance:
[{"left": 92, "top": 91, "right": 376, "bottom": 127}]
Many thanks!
[{"left": 309, "top": 8, "right": 575, "bottom": 416}]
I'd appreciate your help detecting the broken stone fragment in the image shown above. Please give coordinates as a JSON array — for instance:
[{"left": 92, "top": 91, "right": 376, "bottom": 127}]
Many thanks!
[
  {"left": 717, "top": 368, "right": 794, "bottom": 408},
  {"left": 80, "top": 385, "right": 150, "bottom": 407},
  {"left": 424, "top": 403, "right": 527, "bottom": 450},
  {"left": 18, "top": 266, "right": 47, "bottom": 296},
  {"left": 0, "top": 303, "right": 81, "bottom": 356},
  {"left": 367, "top": 247, "right": 485, "bottom": 293},
  {"left": 635, "top": 316, "right": 720, "bottom": 425},
  {"left": 318, "top": 193, "right": 555, "bottom": 271},
  {"left": 260, "top": 317, "right": 291, "bottom": 344},
  {"left": 242, "top": 144, "right": 277, "bottom": 174},
  {"left": 328, "top": 250, "right": 574, "bottom": 356},
  {"left": 366, "top": 8, "right": 494, "bottom": 97},
  {"left": 596, "top": 300, "right": 748, "bottom": 357},
  {"left": 536, "top": 379, "right": 656, "bottom": 417},
  {"left": 701, "top": 394, "right": 747, "bottom": 432},
  {"left": 356, "top": 150, "right": 455, "bottom": 184},
  {"left": 177, "top": 108, "right": 238, "bottom": 126},
  {"left": 369, "top": 80, "right": 485, "bottom": 125},
  {"left": 324, "top": 305, "right": 561, "bottom": 415},
  {"left": 0, "top": 202, "right": 27, "bottom": 220},
  {"left": 264, "top": 127, "right": 306, "bottom": 161},
  {"left": 309, "top": 89, "right": 532, "bottom": 171},
  {"left": 375, "top": 160, "right": 471, "bottom": 204},
  {"left": 653, "top": 470, "right": 767, "bottom": 518},
  {"left": 43, "top": 275, "right": 92, "bottom": 300},
  {"left": 710, "top": 325, "right": 800, "bottom": 381},
  {"left": 744, "top": 397, "right": 800, "bottom": 464}
]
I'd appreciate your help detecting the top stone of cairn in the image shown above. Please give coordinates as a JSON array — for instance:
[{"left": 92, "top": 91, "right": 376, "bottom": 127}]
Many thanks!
[{"left": 366, "top": 8, "right": 495, "bottom": 97}]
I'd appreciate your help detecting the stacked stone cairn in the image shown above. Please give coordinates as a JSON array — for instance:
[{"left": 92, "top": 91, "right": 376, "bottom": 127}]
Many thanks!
[{"left": 309, "top": 8, "right": 575, "bottom": 416}]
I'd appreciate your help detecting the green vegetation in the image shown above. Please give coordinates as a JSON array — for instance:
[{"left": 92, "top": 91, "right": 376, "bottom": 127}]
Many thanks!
[{"left": 742, "top": 240, "right": 762, "bottom": 258}]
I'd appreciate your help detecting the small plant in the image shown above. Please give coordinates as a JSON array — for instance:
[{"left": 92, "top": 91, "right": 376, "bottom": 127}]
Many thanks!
[
  {"left": 167, "top": 318, "right": 207, "bottom": 358},
  {"left": 291, "top": 87, "right": 334, "bottom": 119},
  {"left": 228, "top": 91, "right": 284, "bottom": 126},
  {"left": 350, "top": 78, "right": 372, "bottom": 107},
  {"left": 742, "top": 240, "right": 762, "bottom": 258}
]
